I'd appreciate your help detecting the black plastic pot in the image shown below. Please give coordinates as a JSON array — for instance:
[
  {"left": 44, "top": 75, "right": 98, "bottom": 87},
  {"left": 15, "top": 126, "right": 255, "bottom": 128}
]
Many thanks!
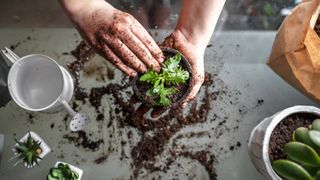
[{"left": 132, "top": 47, "right": 192, "bottom": 108}]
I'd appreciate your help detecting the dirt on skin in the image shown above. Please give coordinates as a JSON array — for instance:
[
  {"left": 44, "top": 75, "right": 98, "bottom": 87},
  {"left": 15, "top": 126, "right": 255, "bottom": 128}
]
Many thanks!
[{"left": 269, "top": 113, "right": 319, "bottom": 161}]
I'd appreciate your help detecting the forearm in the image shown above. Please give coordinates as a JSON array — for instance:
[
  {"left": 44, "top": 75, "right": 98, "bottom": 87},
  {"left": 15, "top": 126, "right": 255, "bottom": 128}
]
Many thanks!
[
  {"left": 59, "top": 0, "right": 115, "bottom": 22},
  {"left": 176, "top": 0, "right": 226, "bottom": 49}
]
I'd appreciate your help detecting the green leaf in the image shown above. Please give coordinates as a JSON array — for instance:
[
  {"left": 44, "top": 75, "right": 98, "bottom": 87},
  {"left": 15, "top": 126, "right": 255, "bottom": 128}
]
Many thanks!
[
  {"left": 164, "top": 69, "right": 189, "bottom": 85},
  {"left": 285, "top": 142, "right": 320, "bottom": 167},
  {"left": 309, "top": 130, "right": 320, "bottom": 148},
  {"left": 303, "top": 165, "right": 319, "bottom": 177},
  {"left": 139, "top": 70, "right": 159, "bottom": 83},
  {"left": 273, "top": 160, "right": 312, "bottom": 180},
  {"left": 312, "top": 119, "right": 320, "bottom": 131},
  {"left": 139, "top": 52, "right": 189, "bottom": 106},
  {"left": 157, "top": 87, "right": 177, "bottom": 106},
  {"left": 163, "top": 54, "right": 181, "bottom": 72},
  {"left": 293, "top": 128, "right": 320, "bottom": 155},
  {"left": 315, "top": 170, "right": 320, "bottom": 180}
]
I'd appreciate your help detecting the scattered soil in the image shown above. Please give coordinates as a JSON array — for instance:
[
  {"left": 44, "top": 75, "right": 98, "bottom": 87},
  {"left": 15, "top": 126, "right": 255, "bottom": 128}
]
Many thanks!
[
  {"left": 63, "top": 131, "right": 104, "bottom": 151},
  {"left": 60, "top": 41, "right": 260, "bottom": 179},
  {"left": 134, "top": 50, "right": 190, "bottom": 106},
  {"left": 269, "top": 113, "right": 319, "bottom": 161},
  {"left": 68, "top": 41, "right": 95, "bottom": 103},
  {"left": 315, "top": 15, "right": 320, "bottom": 37},
  {"left": 27, "top": 113, "right": 35, "bottom": 124},
  {"left": 174, "top": 151, "right": 217, "bottom": 180}
]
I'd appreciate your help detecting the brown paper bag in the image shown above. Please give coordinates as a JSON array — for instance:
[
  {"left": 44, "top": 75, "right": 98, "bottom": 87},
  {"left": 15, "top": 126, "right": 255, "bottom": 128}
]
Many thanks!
[{"left": 268, "top": 0, "right": 320, "bottom": 102}]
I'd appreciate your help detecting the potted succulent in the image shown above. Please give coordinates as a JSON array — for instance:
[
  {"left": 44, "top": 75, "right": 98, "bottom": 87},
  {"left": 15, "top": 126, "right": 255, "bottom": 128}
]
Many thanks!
[
  {"left": 273, "top": 119, "right": 320, "bottom": 179},
  {"left": 11, "top": 131, "right": 51, "bottom": 168},
  {"left": 248, "top": 106, "right": 320, "bottom": 180},
  {"left": 132, "top": 48, "right": 191, "bottom": 107},
  {"left": 47, "top": 161, "right": 83, "bottom": 180}
]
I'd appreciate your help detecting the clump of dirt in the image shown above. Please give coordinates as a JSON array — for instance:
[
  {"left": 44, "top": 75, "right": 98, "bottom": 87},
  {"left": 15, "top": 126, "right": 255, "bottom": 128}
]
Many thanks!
[
  {"left": 94, "top": 154, "right": 108, "bottom": 164},
  {"left": 269, "top": 113, "right": 319, "bottom": 161},
  {"left": 315, "top": 15, "right": 320, "bottom": 37},
  {"left": 63, "top": 131, "right": 104, "bottom": 151}
]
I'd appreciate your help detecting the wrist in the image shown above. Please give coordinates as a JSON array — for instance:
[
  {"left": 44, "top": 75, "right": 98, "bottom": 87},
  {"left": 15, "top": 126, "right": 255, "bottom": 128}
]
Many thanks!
[{"left": 174, "top": 28, "right": 206, "bottom": 53}]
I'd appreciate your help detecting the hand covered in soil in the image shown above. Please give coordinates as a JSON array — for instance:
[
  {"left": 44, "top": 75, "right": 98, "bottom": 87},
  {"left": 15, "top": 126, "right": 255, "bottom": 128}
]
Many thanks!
[
  {"left": 60, "top": 0, "right": 164, "bottom": 77},
  {"left": 161, "top": 0, "right": 225, "bottom": 107},
  {"left": 162, "top": 30, "right": 205, "bottom": 107}
]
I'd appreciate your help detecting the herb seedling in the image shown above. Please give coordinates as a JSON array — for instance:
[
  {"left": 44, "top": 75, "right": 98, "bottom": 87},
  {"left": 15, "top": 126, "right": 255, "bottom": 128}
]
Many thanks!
[{"left": 139, "top": 53, "right": 189, "bottom": 106}]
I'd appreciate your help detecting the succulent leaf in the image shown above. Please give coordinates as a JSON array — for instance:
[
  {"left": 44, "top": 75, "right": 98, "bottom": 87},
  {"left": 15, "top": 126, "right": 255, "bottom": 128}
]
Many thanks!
[
  {"left": 309, "top": 130, "right": 320, "bottom": 148},
  {"left": 294, "top": 127, "right": 320, "bottom": 154},
  {"left": 285, "top": 142, "right": 320, "bottom": 167},
  {"left": 303, "top": 165, "right": 319, "bottom": 177},
  {"left": 315, "top": 170, "right": 320, "bottom": 180},
  {"left": 273, "top": 160, "right": 312, "bottom": 180},
  {"left": 312, "top": 119, "right": 320, "bottom": 131},
  {"left": 48, "top": 163, "right": 78, "bottom": 180}
]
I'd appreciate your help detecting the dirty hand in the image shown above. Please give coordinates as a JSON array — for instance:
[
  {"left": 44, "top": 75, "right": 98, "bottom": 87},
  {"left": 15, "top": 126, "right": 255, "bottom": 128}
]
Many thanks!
[
  {"left": 162, "top": 30, "right": 205, "bottom": 107},
  {"left": 60, "top": 0, "right": 164, "bottom": 77}
]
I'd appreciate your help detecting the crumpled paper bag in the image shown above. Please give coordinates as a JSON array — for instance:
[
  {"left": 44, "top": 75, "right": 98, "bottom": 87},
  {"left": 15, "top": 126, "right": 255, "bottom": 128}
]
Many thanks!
[{"left": 268, "top": 0, "right": 320, "bottom": 102}]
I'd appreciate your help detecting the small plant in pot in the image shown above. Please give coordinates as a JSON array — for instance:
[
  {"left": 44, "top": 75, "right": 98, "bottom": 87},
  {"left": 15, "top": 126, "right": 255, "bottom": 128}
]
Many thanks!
[
  {"left": 11, "top": 131, "right": 51, "bottom": 168},
  {"left": 47, "top": 161, "right": 83, "bottom": 180},
  {"left": 248, "top": 106, "right": 320, "bottom": 180},
  {"left": 133, "top": 48, "right": 191, "bottom": 107},
  {"left": 273, "top": 119, "right": 320, "bottom": 180}
]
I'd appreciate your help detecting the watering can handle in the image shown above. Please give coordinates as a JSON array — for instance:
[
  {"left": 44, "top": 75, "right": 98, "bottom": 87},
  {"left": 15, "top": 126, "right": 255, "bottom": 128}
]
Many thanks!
[{"left": 0, "top": 47, "right": 20, "bottom": 64}]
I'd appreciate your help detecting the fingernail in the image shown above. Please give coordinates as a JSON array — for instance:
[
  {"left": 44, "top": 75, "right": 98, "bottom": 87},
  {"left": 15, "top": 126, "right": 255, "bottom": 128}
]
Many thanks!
[
  {"left": 182, "top": 102, "right": 188, "bottom": 108},
  {"left": 131, "top": 71, "right": 138, "bottom": 77}
]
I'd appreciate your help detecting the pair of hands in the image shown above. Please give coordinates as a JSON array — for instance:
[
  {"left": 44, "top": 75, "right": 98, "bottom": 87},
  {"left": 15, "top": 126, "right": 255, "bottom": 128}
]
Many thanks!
[{"left": 66, "top": 0, "right": 205, "bottom": 107}]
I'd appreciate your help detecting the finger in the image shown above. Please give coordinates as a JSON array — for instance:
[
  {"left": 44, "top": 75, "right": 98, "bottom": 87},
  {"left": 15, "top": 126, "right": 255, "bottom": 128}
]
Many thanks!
[
  {"left": 100, "top": 44, "right": 137, "bottom": 77},
  {"left": 151, "top": 107, "right": 167, "bottom": 118},
  {"left": 120, "top": 31, "right": 161, "bottom": 72},
  {"left": 181, "top": 82, "right": 203, "bottom": 107},
  {"left": 101, "top": 34, "right": 148, "bottom": 73},
  {"left": 131, "top": 23, "right": 164, "bottom": 63}
]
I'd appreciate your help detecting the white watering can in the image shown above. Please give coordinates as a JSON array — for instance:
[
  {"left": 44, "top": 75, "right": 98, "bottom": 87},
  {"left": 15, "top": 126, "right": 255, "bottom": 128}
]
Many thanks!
[{"left": 1, "top": 47, "right": 89, "bottom": 131}]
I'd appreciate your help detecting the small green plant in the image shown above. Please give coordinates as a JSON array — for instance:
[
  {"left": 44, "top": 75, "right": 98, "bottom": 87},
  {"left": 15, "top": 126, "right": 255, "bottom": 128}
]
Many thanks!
[
  {"left": 47, "top": 163, "right": 79, "bottom": 180},
  {"left": 273, "top": 119, "right": 320, "bottom": 180},
  {"left": 11, "top": 132, "right": 42, "bottom": 167},
  {"left": 139, "top": 53, "right": 189, "bottom": 106}
]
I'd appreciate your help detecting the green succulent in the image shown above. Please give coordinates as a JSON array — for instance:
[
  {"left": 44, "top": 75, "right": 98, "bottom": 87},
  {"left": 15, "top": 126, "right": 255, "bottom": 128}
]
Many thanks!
[
  {"left": 11, "top": 132, "right": 42, "bottom": 167},
  {"left": 47, "top": 163, "right": 79, "bottom": 180},
  {"left": 273, "top": 119, "right": 320, "bottom": 180},
  {"left": 139, "top": 53, "right": 189, "bottom": 106}
]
